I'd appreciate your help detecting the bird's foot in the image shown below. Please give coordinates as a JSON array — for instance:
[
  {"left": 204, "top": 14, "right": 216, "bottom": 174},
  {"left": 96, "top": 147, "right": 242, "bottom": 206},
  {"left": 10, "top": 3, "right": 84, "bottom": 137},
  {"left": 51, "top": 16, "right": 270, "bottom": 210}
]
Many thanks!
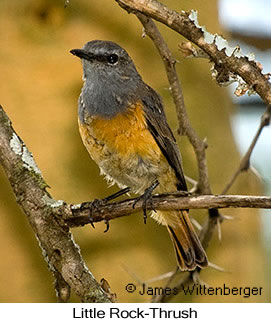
[
  {"left": 80, "top": 187, "right": 130, "bottom": 230},
  {"left": 133, "top": 180, "right": 159, "bottom": 224}
]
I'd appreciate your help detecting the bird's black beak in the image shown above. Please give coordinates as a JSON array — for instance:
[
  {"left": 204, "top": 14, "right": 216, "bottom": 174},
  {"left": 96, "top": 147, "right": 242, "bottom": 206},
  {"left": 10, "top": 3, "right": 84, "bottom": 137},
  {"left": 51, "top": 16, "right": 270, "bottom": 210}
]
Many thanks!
[{"left": 70, "top": 49, "right": 93, "bottom": 61}]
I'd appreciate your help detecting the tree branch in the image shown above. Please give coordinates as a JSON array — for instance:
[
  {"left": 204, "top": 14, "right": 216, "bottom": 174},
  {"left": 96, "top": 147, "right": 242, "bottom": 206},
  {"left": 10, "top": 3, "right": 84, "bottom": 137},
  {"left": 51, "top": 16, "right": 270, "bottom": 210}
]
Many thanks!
[
  {"left": 1, "top": 100, "right": 270, "bottom": 300},
  {"left": 0, "top": 105, "right": 111, "bottom": 303},
  {"left": 116, "top": 0, "right": 271, "bottom": 104},
  {"left": 115, "top": 0, "right": 219, "bottom": 300},
  {"left": 222, "top": 105, "right": 271, "bottom": 194},
  {"left": 114, "top": 0, "right": 271, "bottom": 301},
  {"left": 65, "top": 193, "right": 271, "bottom": 227},
  {"left": 135, "top": 13, "right": 210, "bottom": 195},
  {"left": 2, "top": 0, "right": 270, "bottom": 302}
]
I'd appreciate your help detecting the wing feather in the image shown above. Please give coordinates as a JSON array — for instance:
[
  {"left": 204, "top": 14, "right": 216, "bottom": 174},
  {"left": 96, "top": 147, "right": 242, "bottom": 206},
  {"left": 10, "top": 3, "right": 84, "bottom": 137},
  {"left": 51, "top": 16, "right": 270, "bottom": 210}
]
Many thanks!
[{"left": 140, "top": 84, "right": 187, "bottom": 191}]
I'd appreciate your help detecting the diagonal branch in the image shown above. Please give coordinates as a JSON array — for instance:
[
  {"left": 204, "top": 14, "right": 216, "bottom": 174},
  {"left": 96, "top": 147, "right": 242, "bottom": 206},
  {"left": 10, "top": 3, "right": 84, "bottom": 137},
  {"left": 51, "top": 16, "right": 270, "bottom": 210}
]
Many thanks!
[
  {"left": 116, "top": 0, "right": 271, "bottom": 104},
  {"left": 2, "top": 0, "right": 270, "bottom": 302},
  {"left": 222, "top": 105, "right": 271, "bottom": 194},
  {"left": 114, "top": 0, "right": 271, "bottom": 301},
  {"left": 118, "top": 6, "right": 224, "bottom": 269},
  {"left": 0, "top": 105, "right": 111, "bottom": 303},
  {"left": 1, "top": 102, "right": 270, "bottom": 301},
  {"left": 115, "top": 4, "right": 217, "bottom": 300},
  {"left": 136, "top": 13, "right": 210, "bottom": 195}
]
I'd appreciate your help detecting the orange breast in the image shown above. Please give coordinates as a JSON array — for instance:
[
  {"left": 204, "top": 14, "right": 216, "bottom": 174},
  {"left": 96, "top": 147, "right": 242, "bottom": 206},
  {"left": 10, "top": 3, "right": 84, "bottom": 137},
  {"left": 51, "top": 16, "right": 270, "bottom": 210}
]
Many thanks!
[
  {"left": 89, "top": 102, "right": 160, "bottom": 158},
  {"left": 78, "top": 101, "right": 178, "bottom": 194}
]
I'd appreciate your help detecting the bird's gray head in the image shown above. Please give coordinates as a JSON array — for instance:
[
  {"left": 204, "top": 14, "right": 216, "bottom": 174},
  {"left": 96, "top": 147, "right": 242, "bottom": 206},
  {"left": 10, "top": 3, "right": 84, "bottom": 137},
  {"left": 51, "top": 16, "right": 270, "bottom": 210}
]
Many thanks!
[{"left": 70, "top": 40, "right": 143, "bottom": 120}]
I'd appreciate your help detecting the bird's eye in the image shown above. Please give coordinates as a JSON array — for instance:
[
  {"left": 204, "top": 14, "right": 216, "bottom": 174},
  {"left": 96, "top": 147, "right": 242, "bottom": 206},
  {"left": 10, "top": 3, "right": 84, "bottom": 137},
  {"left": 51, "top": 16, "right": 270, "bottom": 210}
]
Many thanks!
[{"left": 107, "top": 54, "right": 118, "bottom": 65}]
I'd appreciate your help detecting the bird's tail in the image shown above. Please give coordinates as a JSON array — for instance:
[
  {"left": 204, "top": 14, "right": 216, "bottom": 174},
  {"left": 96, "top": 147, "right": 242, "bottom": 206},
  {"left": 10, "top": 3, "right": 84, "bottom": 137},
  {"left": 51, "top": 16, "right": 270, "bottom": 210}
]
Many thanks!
[{"left": 165, "top": 210, "right": 208, "bottom": 271}]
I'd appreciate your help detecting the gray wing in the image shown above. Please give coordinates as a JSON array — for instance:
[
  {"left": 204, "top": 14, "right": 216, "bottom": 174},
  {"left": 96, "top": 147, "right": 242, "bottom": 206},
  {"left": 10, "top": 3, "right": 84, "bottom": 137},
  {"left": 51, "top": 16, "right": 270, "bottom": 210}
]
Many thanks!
[{"left": 140, "top": 84, "right": 187, "bottom": 191}]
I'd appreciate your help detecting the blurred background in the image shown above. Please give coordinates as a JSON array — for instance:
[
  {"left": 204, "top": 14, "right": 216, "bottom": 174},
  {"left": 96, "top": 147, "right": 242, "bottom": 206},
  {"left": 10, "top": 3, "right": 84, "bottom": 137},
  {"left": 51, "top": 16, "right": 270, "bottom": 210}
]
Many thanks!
[{"left": 0, "top": 0, "right": 270, "bottom": 302}]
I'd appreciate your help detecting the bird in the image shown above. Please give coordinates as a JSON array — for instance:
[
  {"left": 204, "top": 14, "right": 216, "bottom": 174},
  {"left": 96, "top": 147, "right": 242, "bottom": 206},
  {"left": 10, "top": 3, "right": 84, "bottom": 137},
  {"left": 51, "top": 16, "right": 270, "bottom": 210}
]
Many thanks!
[{"left": 70, "top": 40, "right": 208, "bottom": 271}]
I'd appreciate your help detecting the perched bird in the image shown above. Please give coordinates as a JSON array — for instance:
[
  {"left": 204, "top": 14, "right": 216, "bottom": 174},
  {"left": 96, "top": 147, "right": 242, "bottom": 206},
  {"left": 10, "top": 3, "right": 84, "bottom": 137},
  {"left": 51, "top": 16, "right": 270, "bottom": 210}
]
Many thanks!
[{"left": 70, "top": 40, "right": 208, "bottom": 271}]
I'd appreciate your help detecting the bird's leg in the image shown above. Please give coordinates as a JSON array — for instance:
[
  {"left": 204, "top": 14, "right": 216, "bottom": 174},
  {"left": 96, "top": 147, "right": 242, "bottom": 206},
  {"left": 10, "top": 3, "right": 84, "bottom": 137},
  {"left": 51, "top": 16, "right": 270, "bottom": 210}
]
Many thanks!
[
  {"left": 133, "top": 180, "right": 159, "bottom": 224},
  {"left": 80, "top": 187, "right": 131, "bottom": 230},
  {"left": 102, "top": 187, "right": 131, "bottom": 203}
]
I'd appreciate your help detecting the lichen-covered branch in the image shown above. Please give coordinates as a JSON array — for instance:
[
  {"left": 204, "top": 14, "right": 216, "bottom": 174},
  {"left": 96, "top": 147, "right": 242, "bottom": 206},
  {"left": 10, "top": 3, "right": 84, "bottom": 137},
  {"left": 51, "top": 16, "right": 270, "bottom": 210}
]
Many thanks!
[
  {"left": 1, "top": 104, "right": 271, "bottom": 301},
  {"left": 114, "top": 0, "right": 271, "bottom": 301},
  {"left": 2, "top": 0, "right": 270, "bottom": 303},
  {"left": 116, "top": 0, "right": 271, "bottom": 104},
  {"left": 0, "top": 105, "right": 111, "bottom": 303}
]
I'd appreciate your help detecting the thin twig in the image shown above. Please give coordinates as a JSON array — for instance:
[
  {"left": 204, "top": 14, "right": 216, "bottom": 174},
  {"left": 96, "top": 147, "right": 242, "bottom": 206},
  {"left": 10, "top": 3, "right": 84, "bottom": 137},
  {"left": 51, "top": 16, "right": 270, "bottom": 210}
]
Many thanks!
[
  {"left": 118, "top": 5, "right": 219, "bottom": 300},
  {"left": 136, "top": 13, "right": 210, "bottom": 194},
  {"left": 64, "top": 194, "right": 271, "bottom": 227},
  {"left": 151, "top": 266, "right": 179, "bottom": 302},
  {"left": 222, "top": 105, "right": 271, "bottom": 194},
  {"left": 145, "top": 269, "right": 178, "bottom": 284},
  {"left": 216, "top": 217, "right": 222, "bottom": 241},
  {"left": 152, "top": 272, "right": 191, "bottom": 303},
  {"left": 133, "top": 11, "right": 216, "bottom": 298},
  {"left": 185, "top": 175, "right": 198, "bottom": 193},
  {"left": 208, "top": 261, "right": 229, "bottom": 273},
  {"left": 116, "top": 0, "right": 271, "bottom": 104},
  {"left": 114, "top": 2, "right": 271, "bottom": 301}
]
